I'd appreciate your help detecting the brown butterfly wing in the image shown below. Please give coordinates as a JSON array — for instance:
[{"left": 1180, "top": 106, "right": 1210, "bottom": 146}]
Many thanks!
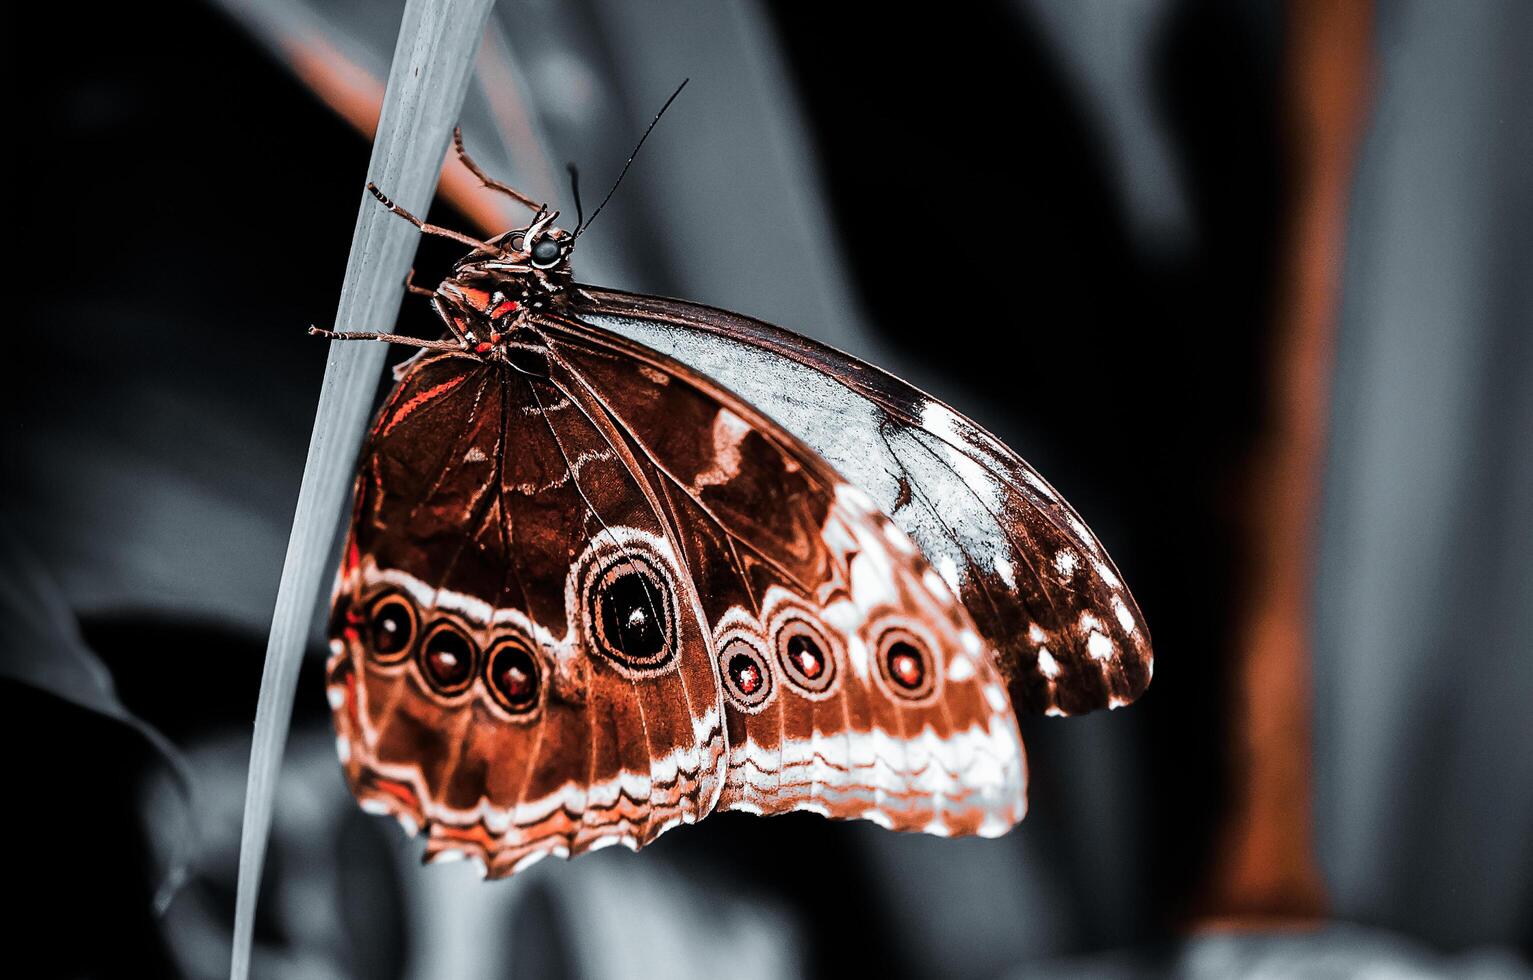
[
  {"left": 327, "top": 351, "right": 729, "bottom": 877},
  {"left": 540, "top": 315, "right": 1026, "bottom": 837},
  {"left": 572, "top": 288, "right": 1152, "bottom": 717},
  {"left": 329, "top": 325, "right": 1025, "bottom": 875}
]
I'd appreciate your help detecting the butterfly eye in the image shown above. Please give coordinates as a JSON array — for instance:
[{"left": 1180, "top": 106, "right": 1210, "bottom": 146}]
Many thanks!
[
  {"left": 529, "top": 235, "right": 563, "bottom": 269},
  {"left": 419, "top": 622, "right": 478, "bottom": 694},
  {"left": 366, "top": 594, "right": 417, "bottom": 663},
  {"left": 773, "top": 617, "right": 838, "bottom": 696},
  {"left": 718, "top": 636, "right": 774, "bottom": 712},
  {"left": 874, "top": 626, "right": 939, "bottom": 702},
  {"left": 485, "top": 640, "right": 541, "bottom": 714},
  {"left": 587, "top": 554, "right": 676, "bottom": 671}
]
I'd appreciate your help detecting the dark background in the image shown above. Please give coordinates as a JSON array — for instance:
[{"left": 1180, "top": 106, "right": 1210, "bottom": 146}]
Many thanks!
[{"left": 6, "top": 0, "right": 1530, "bottom": 977}]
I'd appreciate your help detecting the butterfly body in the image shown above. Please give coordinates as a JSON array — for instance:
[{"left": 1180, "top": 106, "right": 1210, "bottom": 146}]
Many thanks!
[{"left": 322, "top": 165, "right": 1148, "bottom": 877}]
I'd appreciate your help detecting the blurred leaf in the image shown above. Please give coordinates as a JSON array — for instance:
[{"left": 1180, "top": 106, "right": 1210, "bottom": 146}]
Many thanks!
[{"left": 0, "top": 522, "right": 193, "bottom": 912}]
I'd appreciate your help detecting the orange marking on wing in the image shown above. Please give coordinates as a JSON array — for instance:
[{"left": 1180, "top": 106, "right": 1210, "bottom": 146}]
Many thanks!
[
  {"left": 434, "top": 822, "right": 502, "bottom": 851},
  {"left": 373, "top": 777, "right": 422, "bottom": 810},
  {"left": 342, "top": 537, "right": 361, "bottom": 576},
  {"left": 381, "top": 375, "right": 468, "bottom": 436}
]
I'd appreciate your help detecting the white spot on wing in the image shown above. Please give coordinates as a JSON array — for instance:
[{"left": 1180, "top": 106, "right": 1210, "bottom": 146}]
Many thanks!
[
  {"left": 1054, "top": 549, "right": 1079, "bottom": 577},
  {"left": 1093, "top": 558, "right": 1122, "bottom": 589},
  {"left": 1087, "top": 631, "right": 1113, "bottom": 662},
  {"left": 978, "top": 813, "right": 1013, "bottom": 838},
  {"left": 994, "top": 554, "right": 1016, "bottom": 589},
  {"left": 923, "top": 569, "right": 949, "bottom": 598},
  {"left": 693, "top": 408, "right": 751, "bottom": 489},
  {"left": 983, "top": 684, "right": 1009, "bottom": 712},
  {"left": 513, "top": 849, "right": 553, "bottom": 874},
  {"left": 935, "top": 555, "right": 961, "bottom": 594},
  {"left": 1112, "top": 595, "right": 1137, "bottom": 633},
  {"left": 1067, "top": 513, "right": 1101, "bottom": 555},
  {"left": 1037, "top": 648, "right": 1060, "bottom": 679},
  {"left": 862, "top": 809, "right": 895, "bottom": 829}
]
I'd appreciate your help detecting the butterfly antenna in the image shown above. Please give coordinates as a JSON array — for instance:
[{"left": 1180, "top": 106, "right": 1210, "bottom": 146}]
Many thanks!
[
  {"left": 572, "top": 78, "right": 689, "bottom": 240},
  {"left": 568, "top": 163, "right": 586, "bottom": 233}
]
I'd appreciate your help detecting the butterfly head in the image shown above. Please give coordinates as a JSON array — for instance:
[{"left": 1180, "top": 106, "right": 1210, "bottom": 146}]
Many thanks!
[
  {"left": 429, "top": 211, "right": 577, "bottom": 355},
  {"left": 484, "top": 205, "right": 575, "bottom": 275}
]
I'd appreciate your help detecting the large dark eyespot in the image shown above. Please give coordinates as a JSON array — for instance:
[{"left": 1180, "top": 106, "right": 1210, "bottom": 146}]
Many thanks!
[
  {"left": 718, "top": 636, "right": 773, "bottom": 712},
  {"left": 774, "top": 617, "right": 838, "bottom": 697},
  {"left": 588, "top": 555, "right": 676, "bottom": 671},
  {"left": 530, "top": 235, "right": 562, "bottom": 268},
  {"left": 366, "top": 594, "right": 417, "bottom": 662},
  {"left": 419, "top": 622, "right": 477, "bottom": 694},
  {"left": 600, "top": 573, "right": 665, "bottom": 659},
  {"left": 875, "top": 626, "right": 939, "bottom": 702},
  {"left": 485, "top": 640, "right": 540, "bottom": 714}
]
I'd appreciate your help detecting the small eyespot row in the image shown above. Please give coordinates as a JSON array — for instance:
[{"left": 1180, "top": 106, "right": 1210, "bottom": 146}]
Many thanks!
[
  {"left": 712, "top": 603, "right": 848, "bottom": 713},
  {"left": 360, "top": 590, "right": 540, "bottom": 716}
]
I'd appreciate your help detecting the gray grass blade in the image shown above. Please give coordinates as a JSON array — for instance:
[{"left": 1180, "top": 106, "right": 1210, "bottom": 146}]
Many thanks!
[{"left": 230, "top": 1, "right": 497, "bottom": 977}]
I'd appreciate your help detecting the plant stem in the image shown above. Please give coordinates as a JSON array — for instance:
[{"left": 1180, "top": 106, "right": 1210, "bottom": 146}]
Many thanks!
[{"left": 230, "top": 2, "right": 496, "bottom": 977}]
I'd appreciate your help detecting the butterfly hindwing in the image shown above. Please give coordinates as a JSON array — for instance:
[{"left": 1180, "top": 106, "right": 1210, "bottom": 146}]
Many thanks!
[{"left": 539, "top": 318, "right": 1026, "bottom": 837}]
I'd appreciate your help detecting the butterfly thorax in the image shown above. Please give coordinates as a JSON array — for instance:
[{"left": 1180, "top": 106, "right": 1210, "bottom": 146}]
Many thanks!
[{"left": 429, "top": 223, "right": 576, "bottom": 361}]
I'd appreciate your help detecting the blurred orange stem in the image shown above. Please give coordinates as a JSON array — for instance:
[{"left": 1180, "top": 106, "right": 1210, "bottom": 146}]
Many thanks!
[
  {"left": 285, "top": 35, "right": 526, "bottom": 237},
  {"left": 1197, "top": 0, "right": 1374, "bottom": 927}
]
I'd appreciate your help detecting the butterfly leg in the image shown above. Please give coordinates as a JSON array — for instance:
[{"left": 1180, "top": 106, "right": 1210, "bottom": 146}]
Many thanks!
[
  {"left": 366, "top": 183, "right": 509, "bottom": 256},
  {"left": 453, "top": 127, "right": 542, "bottom": 213},
  {"left": 308, "top": 326, "right": 464, "bottom": 352},
  {"left": 404, "top": 268, "right": 436, "bottom": 298}
]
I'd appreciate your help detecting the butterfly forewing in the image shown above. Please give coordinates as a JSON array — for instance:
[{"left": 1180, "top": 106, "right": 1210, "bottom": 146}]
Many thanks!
[
  {"left": 328, "top": 351, "right": 730, "bottom": 876},
  {"left": 568, "top": 289, "right": 1152, "bottom": 717}
]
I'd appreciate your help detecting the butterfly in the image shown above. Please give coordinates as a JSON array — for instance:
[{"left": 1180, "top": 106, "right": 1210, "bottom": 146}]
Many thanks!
[{"left": 314, "top": 117, "right": 1152, "bottom": 878}]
